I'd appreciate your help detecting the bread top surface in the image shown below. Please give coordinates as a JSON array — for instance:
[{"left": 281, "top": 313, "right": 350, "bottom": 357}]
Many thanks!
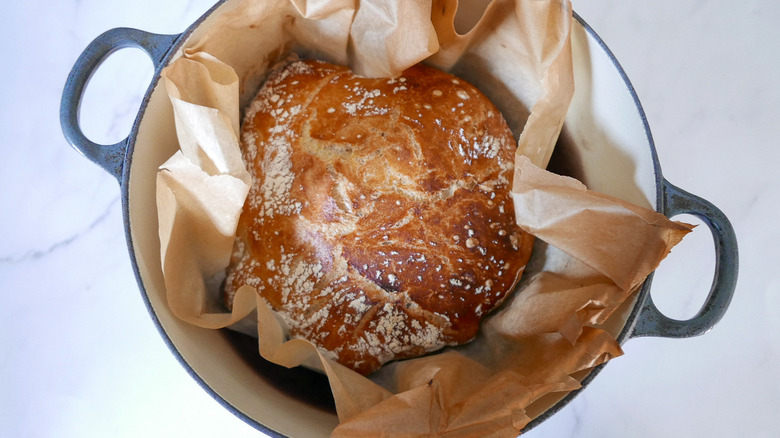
[{"left": 224, "top": 59, "right": 534, "bottom": 374}]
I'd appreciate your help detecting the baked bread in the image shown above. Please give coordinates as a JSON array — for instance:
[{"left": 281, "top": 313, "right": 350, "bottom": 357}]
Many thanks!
[{"left": 223, "top": 58, "right": 534, "bottom": 375}]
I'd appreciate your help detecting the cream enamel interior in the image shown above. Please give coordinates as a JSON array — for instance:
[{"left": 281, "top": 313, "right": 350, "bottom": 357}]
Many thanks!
[{"left": 125, "top": 3, "right": 658, "bottom": 435}]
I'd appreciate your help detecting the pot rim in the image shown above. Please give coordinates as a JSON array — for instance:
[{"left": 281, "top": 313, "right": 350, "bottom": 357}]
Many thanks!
[{"left": 58, "top": 1, "right": 737, "bottom": 436}]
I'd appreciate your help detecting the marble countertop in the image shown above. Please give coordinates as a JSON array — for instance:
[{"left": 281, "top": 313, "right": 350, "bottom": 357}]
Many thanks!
[{"left": 2, "top": 0, "right": 777, "bottom": 436}]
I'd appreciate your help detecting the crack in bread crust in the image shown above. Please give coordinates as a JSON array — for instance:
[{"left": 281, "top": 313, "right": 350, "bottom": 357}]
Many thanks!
[{"left": 223, "top": 59, "right": 533, "bottom": 375}]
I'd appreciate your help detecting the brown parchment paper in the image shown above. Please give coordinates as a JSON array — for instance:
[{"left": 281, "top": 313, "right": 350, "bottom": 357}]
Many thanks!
[{"left": 155, "top": 0, "right": 693, "bottom": 436}]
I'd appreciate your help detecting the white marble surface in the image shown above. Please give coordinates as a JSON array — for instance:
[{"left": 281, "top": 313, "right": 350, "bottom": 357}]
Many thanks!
[{"left": 1, "top": 0, "right": 777, "bottom": 436}]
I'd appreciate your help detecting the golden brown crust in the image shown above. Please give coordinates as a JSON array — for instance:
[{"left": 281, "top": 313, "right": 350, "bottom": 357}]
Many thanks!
[{"left": 223, "top": 59, "right": 533, "bottom": 374}]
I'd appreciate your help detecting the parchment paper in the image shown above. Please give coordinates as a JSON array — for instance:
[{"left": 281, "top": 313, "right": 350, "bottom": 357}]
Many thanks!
[{"left": 155, "top": 0, "right": 693, "bottom": 435}]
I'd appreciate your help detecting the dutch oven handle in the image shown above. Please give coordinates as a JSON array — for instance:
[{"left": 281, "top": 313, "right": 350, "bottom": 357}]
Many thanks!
[
  {"left": 629, "top": 180, "right": 738, "bottom": 339},
  {"left": 60, "top": 28, "right": 179, "bottom": 182}
]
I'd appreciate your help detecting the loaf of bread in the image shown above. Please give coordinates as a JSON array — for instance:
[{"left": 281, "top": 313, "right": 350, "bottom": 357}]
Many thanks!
[{"left": 223, "top": 58, "right": 534, "bottom": 375}]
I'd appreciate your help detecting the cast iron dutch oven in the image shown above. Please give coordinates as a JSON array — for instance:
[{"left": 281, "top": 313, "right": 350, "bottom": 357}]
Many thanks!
[{"left": 60, "top": 1, "right": 738, "bottom": 436}]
